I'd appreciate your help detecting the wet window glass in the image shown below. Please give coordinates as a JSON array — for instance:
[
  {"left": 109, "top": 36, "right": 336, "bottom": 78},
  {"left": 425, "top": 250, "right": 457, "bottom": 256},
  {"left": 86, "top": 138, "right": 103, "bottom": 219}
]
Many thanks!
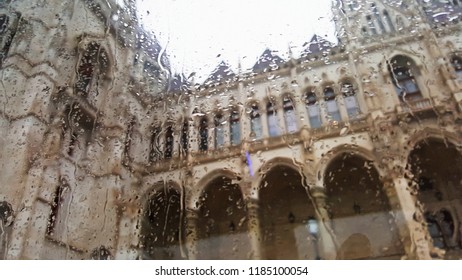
[{"left": 1, "top": 0, "right": 462, "bottom": 261}]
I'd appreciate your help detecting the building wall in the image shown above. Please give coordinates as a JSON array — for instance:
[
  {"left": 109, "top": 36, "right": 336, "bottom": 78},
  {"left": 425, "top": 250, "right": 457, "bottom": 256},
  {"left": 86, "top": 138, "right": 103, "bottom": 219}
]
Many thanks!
[{"left": 1, "top": 0, "right": 462, "bottom": 259}]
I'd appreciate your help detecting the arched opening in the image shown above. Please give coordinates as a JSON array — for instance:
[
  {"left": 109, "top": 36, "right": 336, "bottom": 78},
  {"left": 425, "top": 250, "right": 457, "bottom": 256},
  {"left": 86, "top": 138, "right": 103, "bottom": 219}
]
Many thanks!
[
  {"left": 408, "top": 139, "right": 462, "bottom": 256},
  {"left": 229, "top": 108, "right": 241, "bottom": 145},
  {"left": 164, "top": 125, "right": 174, "bottom": 159},
  {"left": 324, "top": 153, "right": 404, "bottom": 259},
  {"left": 388, "top": 55, "right": 422, "bottom": 102},
  {"left": 324, "top": 87, "right": 341, "bottom": 122},
  {"left": 259, "top": 165, "right": 319, "bottom": 259},
  {"left": 140, "top": 186, "right": 184, "bottom": 260},
  {"left": 197, "top": 176, "right": 249, "bottom": 259},
  {"left": 305, "top": 89, "right": 322, "bottom": 128},
  {"left": 341, "top": 82, "right": 360, "bottom": 119},
  {"left": 250, "top": 103, "right": 263, "bottom": 140},
  {"left": 267, "top": 100, "right": 280, "bottom": 137},
  {"left": 76, "top": 42, "right": 109, "bottom": 98},
  {"left": 181, "top": 121, "right": 189, "bottom": 155},
  {"left": 199, "top": 117, "right": 208, "bottom": 151},
  {"left": 214, "top": 113, "right": 225, "bottom": 148},
  {"left": 283, "top": 96, "right": 297, "bottom": 133}
]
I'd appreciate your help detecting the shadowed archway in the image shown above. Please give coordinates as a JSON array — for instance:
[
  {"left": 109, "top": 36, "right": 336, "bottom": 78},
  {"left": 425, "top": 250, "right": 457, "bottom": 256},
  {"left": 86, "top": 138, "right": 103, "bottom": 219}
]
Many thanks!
[
  {"left": 139, "top": 186, "right": 184, "bottom": 260},
  {"left": 197, "top": 175, "right": 249, "bottom": 259},
  {"left": 408, "top": 138, "right": 462, "bottom": 257},
  {"left": 324, "top": 153, "right": 404, "bottom": 259},
  {"left": 259, "top": 165, "right": 319, "bottom": 259}
]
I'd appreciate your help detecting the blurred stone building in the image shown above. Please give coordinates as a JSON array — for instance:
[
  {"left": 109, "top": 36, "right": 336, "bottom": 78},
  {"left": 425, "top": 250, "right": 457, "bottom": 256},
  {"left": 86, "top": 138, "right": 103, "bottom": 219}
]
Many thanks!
[{"left": 1, "top": 0, "right": 462, "bottom": 260}]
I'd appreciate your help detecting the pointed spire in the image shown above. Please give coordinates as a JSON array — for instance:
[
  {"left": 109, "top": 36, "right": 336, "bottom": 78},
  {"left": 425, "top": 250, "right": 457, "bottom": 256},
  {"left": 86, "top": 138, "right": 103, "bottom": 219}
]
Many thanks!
[
  {"left": 300, "top": 34, "right": 333, "bottom": 56},
  {"left": 252, "top": 48, "right": 285, "bottom": 73},
  {"left": 203, "top": 61, "right": 236, "bottom": 86}
]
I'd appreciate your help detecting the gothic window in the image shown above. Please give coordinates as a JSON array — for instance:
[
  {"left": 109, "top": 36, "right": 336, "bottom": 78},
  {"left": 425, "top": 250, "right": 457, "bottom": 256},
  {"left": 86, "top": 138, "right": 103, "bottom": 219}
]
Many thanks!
[
  {"left": 324, "top": 87, "right": 341, "bottom": 122},
  {"left": 63, "top": 104, "right": 94, "bottom": 158},
  {"left": 451, "top": 55, "right": 462, "bottom": 80},
  {"left": 371, "top": 3, "right": 386, "bottom": 33},
  {"left": 341, "top": 82, "right": 360, "bottom": 118},
  {"left": 388, "top": 55, "right": 422, "bottom": 102},
  {"left": 199, "top": 117, "right": 208, "bottom": 151},
  {"left": 47, "top": 178, "right": 70, "bottom": 237},
  {"left": 283, "top": 96, "right": 298, "bottom": 133},
  {"left": 230, "top": 109, "right": 241, "bottom": 145},
  {"left": 366, "top": 15, "right": 377, "bottom": 35},
  {"left": 164, "top": 125, "right": 174, "bottom": 159},
  {"left": 76, "top": 42, "right": 109, "bottom": 97},
  {"left": 305, "top": 90, "right": 322, "bottom": 128},
  {"left": 0, "top": 15, "right": 8, "bottom": 34},
  {"left": 181, "top": 121, "right": 189, "bottom": 155},
  {"left": 214, "top": 113, "right": 225, "bottom": 148},
  {"left": 123, "top": 118, "right": 135, "bottom": 164},
  {"left": 149, "top": 127, "right": 161, "bottom": 163},
  {"left": 250, "top": 103, "right": 263, "bottom": 140},
  {"left": 383, "top": 10, "right": 395, "bottom": 32},
  {"left": 267, "top": 100, "right": 280, "bottom": 137}
]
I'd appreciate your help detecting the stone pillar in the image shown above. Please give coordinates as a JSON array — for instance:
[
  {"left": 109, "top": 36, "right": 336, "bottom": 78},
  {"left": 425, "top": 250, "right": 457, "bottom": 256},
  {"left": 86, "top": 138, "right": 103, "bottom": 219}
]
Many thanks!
[
  {"left": 277, "top": 106, "right": 286, "bottom": 135},
  {"left": 383, "top": 176, "right": 432, "bottom": 259},
  {"left": 246, "top": 198, "right": 262, "bottom": 259},
  {"left": 310, "top": 187, "right": 338, "bottom": 260},
  {"left": 184, "top": 208, "right": 199, "bottom": 260}
]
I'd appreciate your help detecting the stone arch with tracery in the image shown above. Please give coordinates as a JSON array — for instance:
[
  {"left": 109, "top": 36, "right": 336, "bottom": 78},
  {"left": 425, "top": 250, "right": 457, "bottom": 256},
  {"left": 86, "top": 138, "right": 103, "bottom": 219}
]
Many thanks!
[
  {"left": 323, "top": 152, "right": 404, "bottom": 259},
  {"left": 139, "top": 181, "right": 185, "bottom": 260}
]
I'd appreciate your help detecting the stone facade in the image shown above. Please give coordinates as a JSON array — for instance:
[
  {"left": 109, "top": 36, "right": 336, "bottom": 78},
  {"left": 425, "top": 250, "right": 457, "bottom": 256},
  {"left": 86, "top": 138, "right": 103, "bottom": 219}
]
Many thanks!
[{"left": 1, "top": 0, "right": 462, "bottom": 259}]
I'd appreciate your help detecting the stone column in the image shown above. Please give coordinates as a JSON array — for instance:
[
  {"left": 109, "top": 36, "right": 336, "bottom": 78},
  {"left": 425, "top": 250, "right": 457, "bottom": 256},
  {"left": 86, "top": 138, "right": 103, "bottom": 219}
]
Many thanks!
[
  {"left": 246, "top": 198, "right": 262, "bottom": 259},
  {"left": 383, "top": 176, "right": 432, "bottom": 259},
  {"left": 310, "top": 187, "right": 338, "bottom": 260},
  {"left": 184, "top": 208, "right": 199, "bottom": 260}
]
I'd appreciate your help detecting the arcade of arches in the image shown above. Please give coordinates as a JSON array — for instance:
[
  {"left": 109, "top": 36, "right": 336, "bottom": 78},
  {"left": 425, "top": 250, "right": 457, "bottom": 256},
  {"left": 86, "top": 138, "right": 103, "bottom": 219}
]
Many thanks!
[{"left": 139, "top": 138, "right": 462, "bottom": 259}]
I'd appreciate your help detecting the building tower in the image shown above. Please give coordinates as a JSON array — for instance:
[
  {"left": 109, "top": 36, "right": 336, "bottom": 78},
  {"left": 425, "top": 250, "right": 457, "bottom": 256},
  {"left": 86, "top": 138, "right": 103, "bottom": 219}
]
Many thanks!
[{"left": 1, "top": 0, "right": 462, "bottom": 260}]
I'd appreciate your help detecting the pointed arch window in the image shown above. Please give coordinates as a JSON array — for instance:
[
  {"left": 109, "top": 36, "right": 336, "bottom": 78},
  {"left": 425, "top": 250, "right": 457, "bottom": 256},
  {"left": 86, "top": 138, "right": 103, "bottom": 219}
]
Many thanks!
[
  {"left": 366, "top": 15, "right": 377, "bottom": 35},
  {"left": 47, "top": 178, "right": 71, "bottom": 237},
  {"left": 371, "top": 3, "right": 386, "bottom": 33},
  {"left": 230, "top": 109, "right": 241, "bottom": 145},
  {"left": 342, "top": 82, "right": 360, "bottom": 118},
  {"left": 149, "top": 126, "right": 162, "bottom": 163},
  {"left": 283, "top": 96, "right": 298, "bottom": 133},
  {"left": 76, "top": 42, "right": 109, "bottom": 97},
  {"left": 383, "top": 10, "right": 395, "bottom": 32},
  {"left": 199, "top": 117, "right": 208, "bottom": 151},
  {"left": 305, "top": 90, "right": 322, "bottom": 128},
  {"left": 267, "top": 100, "right": 280, "bottom": 137},
  {"left": 451, "top": 55, "right": 462, "bottom": 80},
  {"left": 181, "top": 121, "right": 189, "bottom": 155},
  {"left": 324, "top": 87, "right": 341, "bottom": 122},
  {"left": 388, "top": 55, "right": 422, "bottom": 102},
  {"left": 250, "top": 103, "right": 263, "bottom": 140},
  {"left": 214, "top": 113, "right": 225, "bottom": 148},
  {"left": 164, "top": 125, "right": 174, "bottom": 159}
]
